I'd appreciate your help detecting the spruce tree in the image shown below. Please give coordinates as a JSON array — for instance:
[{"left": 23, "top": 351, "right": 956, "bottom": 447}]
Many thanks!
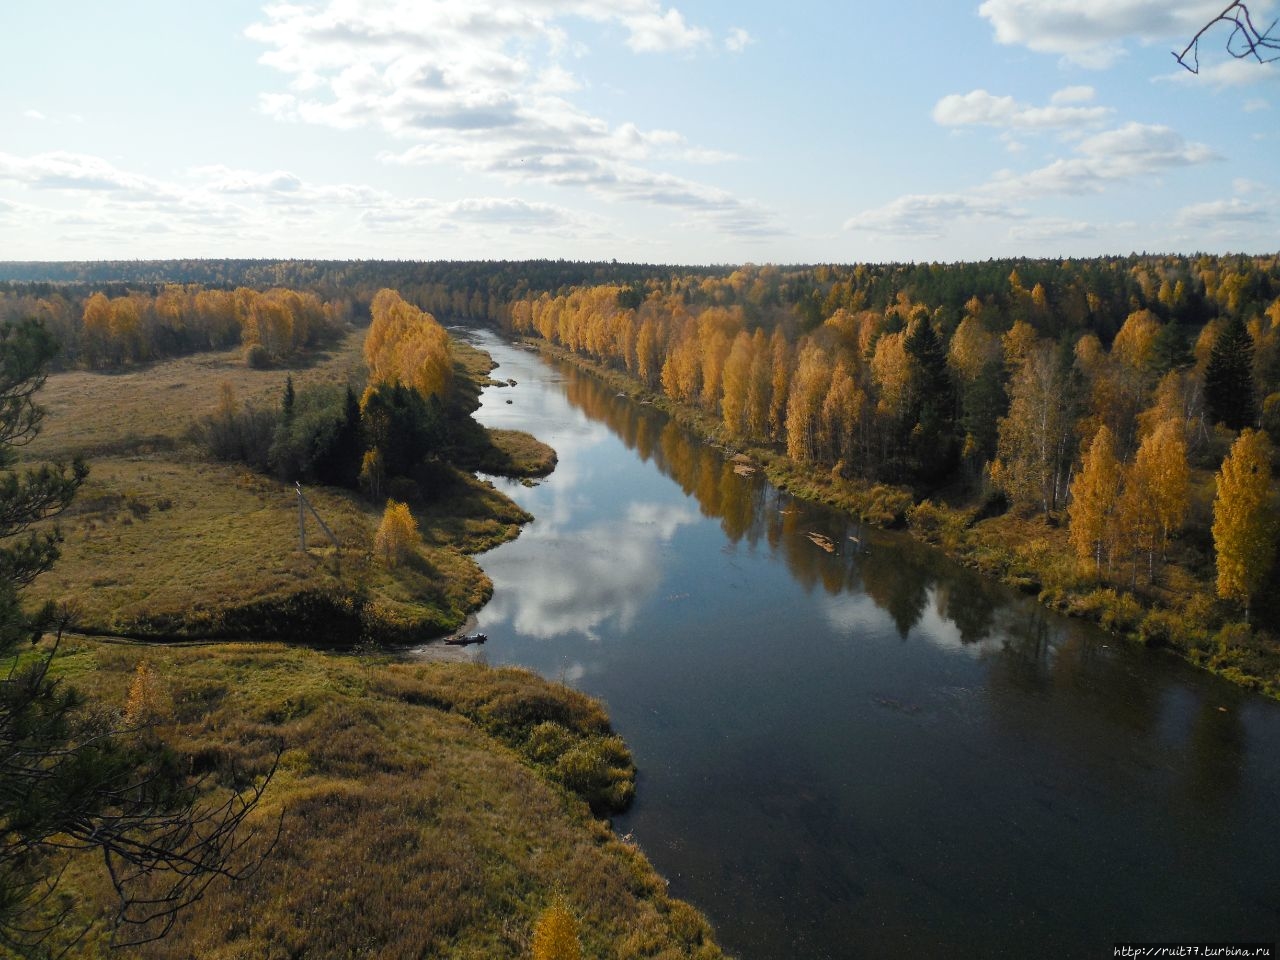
[{"left": 1204, "top": 314, "right": 1256, "bottom": 430}]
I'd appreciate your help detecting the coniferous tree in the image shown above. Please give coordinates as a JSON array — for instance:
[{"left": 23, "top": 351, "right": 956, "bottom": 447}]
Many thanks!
[{"left": 1205, "top": 314, "right": 1256, "bottom": 430}]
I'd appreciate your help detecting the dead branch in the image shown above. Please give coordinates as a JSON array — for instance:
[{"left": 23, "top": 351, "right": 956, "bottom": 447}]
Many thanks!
[{"left": 1174, "top": 1, "right": 1280, "bottom": 73}]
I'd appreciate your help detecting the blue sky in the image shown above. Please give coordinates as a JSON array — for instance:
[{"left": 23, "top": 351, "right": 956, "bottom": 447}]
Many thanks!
[{"left": 0, "top": 1, "right": 1276, "bottom": 263}]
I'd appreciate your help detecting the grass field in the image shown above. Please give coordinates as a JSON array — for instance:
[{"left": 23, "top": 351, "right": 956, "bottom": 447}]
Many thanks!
[
  {"left": 23, "top": 329, "right": 535, "bottom": 642},
  {"left": 43, "top": 640, "right": 725, "bottom": 959}
]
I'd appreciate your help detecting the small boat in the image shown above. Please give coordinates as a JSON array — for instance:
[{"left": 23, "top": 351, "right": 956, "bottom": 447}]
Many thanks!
[{"left": 446, "top": 633, "right": 488, "bottom": 646}]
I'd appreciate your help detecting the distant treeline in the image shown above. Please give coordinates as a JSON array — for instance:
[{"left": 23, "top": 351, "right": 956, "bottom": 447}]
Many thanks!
[{"left": 0, "top": 284, "right": 352, "bottom": 368}]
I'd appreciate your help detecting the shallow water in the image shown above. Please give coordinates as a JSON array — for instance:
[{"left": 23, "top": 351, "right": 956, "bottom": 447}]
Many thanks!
[{"left": 460, "top": 328, "right": 1280, "bottom": 960}]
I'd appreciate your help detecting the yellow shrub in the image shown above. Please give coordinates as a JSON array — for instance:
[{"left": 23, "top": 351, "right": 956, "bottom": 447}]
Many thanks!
[
  {"left": 374, "top": 500, "right": 421, "bottom": 569},
  {"left": 531, "top": 902, "right": 581, "bottom": 960}
]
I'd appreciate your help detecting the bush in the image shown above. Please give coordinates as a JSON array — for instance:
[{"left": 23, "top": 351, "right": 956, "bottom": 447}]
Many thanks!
[
  {"left": 191, "top": 384, "right": 278, "bottom": 472},
  {"left": 374, "top": 501, "right": 421, "bottom": 569},
  {"left": 244, "top": 343, "right": 272, "bottom": 369},
  {"left": 862, "top": 485, "right": 912, "bottom": 526},
  {"left": 552, "top": 735, "right": 636, "bottom": 814}
]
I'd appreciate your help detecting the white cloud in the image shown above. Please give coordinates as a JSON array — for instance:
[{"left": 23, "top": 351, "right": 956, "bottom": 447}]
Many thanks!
[
  {"left": 991, "top": 122, "right": 1219, "bottom": 195},
  {"left": 624, "top": 7, "right": 709, "bottom": 52},
  {"left": 933, "top": 89, "right": 1112, "bottom": 128},
  {"left": 1156, "top": 59, "right": 1278, "bottom": 87},
  {"left": 0, "top": 150, "right": 607, "bottom": 250},
  {"left": 22, "top": 109, "right": 45, "bottom": 121},
  {"left": 846, "top": 119, "right": 1219, "bottom": 239},
  {"left": 725, "top": 27, "right": 754, "bottom": 53},
  {"left": 245, "top": 0, "right": 777, "bottom": 238},
  {"left": 1244, "top": 97, "right": 1271, "bottom": 111},
  {"left": 0, "top": 150, "right": 170, "bottom": 198},
  {"left": 1176, "top": 197, "right": 1271, "bottom": 226},
  {"left": 978, "top": 0, "right": 1229, "bottom": 67},
  {"left": 1007, "top": 218, "right": 1099, "bottom": 243},
  {"left": 440, "top": 196, "right": 577, "bottom": 229},
  {"left": 844, "top": 193, "right": 1022, "bottom": 237},
  {"left": 1051, "top": 85, "right": 1097, "bottom": 104}
]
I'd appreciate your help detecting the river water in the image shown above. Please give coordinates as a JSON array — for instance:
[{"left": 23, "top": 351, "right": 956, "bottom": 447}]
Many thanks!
[{"left": 459, "top": 328, "right": 1280, "bottom": 960}]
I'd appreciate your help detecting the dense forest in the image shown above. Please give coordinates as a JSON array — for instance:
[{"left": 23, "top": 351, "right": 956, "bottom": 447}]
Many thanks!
[{"left": 3, "top": 253, "right": 1279, "bottom": 691}]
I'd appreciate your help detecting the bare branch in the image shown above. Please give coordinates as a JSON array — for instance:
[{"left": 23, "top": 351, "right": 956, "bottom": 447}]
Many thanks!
[{"left": 1174, "top": 1, "right": 1280, "bottom": 73}]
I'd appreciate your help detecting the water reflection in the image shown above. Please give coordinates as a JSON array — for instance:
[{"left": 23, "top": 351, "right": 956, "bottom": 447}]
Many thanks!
[
  {"left": 463, "top": 333, "right": 1280, "bottom": 960},
  {"left": 478, "top": 500, "right": 698, "bottom": 640}
]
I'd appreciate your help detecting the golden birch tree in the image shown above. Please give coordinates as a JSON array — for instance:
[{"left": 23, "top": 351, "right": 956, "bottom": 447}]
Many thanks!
[
  {"left": 1069, "top": 425, "right": 1122, "bottom": 576},
  {"left": 1212, "top": 428, "right": 1275, "bottom": 618}
]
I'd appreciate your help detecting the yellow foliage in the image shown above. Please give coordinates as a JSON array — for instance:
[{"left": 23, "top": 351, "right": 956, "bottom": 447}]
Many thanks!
[
  {"left": 375, "top": 500, "right": 421, "bottom": 569},
  {"left": 124, "top": 661, "right": 168, "bottom": 727},
  {"left": 530, "top": 903, "right": 582, "bottom": 960},
  {"left": 1212, "top": 428, "right": 1275, "bottom": 610},
  {"left": 364, "top": 289, "right": 453, "bottom": 401},
  {"left": 1068, "top": 425, "right": 1122, "bottom": 574}
]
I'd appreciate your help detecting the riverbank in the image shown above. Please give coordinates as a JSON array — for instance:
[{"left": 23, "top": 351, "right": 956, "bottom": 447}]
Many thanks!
[
  {"left": 529, "top": 337, "right": 1280, "bottom": 701},
  {"left": 42, "top": 637, "right": 726, "bottom": 958}
]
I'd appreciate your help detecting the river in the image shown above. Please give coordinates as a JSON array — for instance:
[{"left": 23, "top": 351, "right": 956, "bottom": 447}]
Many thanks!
[{"left": 458, "top": 327, "right": 1280, "bottom": 960}]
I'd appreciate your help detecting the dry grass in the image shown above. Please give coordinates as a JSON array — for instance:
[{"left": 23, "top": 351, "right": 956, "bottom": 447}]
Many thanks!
[
  {"left": 21, "top": 330, "right": 532, "bottom": 642},
  {"left": 27, "top": 334, "right": 368, "bottom": 463},
  {"left": 42, "top": 640, "right": 726, "bottom": 959}
]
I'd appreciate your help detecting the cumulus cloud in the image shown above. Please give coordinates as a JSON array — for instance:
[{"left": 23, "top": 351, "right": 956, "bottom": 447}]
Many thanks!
[
  {"left": 844, "top": 193, "right": 1022, "bottom": 237},
  {"left": 245, "top": 0, "right": 778, "bottom": 238},
  {"left": 1176, "top": 197, "right": 1271, "bottom": 226},
  {"left": 933, "top": 89, "right": 1112, "bottom": 128},
  {"left": 978, "top": 0, "right": 1228, "bottom": 67},
  {"left": 440, "top": 196, "right": 576, "bottom": 229},
  {"left": 1051, "top": 85, "right": 1097, "bottom": 104},
  {"left": 991, "top": 122, "right": 1219, "bottom": 195},
  {"left": 846, "top": 120, "right": 1219, "bottom": 238},
  {"left": 0, "top": 150, "right": 170, "bottom": 197}
]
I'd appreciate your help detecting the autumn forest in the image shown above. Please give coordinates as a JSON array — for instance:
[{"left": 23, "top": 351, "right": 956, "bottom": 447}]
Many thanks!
[{"left": 3, "top": 253, "right": 1280, "bottom": 698}]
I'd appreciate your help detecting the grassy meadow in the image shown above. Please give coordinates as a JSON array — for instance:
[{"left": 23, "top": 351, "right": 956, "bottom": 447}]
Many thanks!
[
  {"left": 44, "top": 639, "right": 724, "bottom": 959},
  {"left": 24, "top": 330, "right": 540, "bottom": 643}
]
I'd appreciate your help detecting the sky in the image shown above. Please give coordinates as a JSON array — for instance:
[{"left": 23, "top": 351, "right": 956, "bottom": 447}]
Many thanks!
[{"left": 0, "top": 0, "right": 1276, "bottom": 264}]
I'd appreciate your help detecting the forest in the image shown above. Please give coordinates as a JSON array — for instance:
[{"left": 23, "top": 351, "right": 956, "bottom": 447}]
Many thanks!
[{"left": 3, "top": 253, "right": 1279, "bottom": 694}]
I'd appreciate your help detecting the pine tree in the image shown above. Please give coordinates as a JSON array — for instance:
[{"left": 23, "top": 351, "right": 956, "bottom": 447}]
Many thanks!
[
  {"left": 1212, "top": 428, "right": 1274, "bottom": 619},
  {"left": 1204, "top": 313, "right": 1256, "bottom": 430}
]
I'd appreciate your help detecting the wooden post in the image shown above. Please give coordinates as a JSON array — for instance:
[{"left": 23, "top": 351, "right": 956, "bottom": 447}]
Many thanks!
[{"left": 297, "top": 482, "right": 306, "bottom": 552}]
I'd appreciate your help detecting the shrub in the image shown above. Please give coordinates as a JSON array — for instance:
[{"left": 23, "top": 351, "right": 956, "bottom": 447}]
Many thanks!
[
  {"left": 244, "top": 343, "right": 272, "bottom": 369},
  {"left": 374, "top": 501, "right": 421, "bottom": 569},
  {"left": 553, "top": 735, "right": 636, "bottom": 814},
  {"left": 531, "top": 902, "right": 582, "bottom": 960}
]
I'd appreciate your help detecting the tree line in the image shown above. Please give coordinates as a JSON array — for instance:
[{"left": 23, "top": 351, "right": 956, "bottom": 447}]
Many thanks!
[
  {"left": 0, "top": 284, "right": 351, "bottom": 369},
  {"left": 503, "top": 266, "right": 1280, "bottom": 626}
]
